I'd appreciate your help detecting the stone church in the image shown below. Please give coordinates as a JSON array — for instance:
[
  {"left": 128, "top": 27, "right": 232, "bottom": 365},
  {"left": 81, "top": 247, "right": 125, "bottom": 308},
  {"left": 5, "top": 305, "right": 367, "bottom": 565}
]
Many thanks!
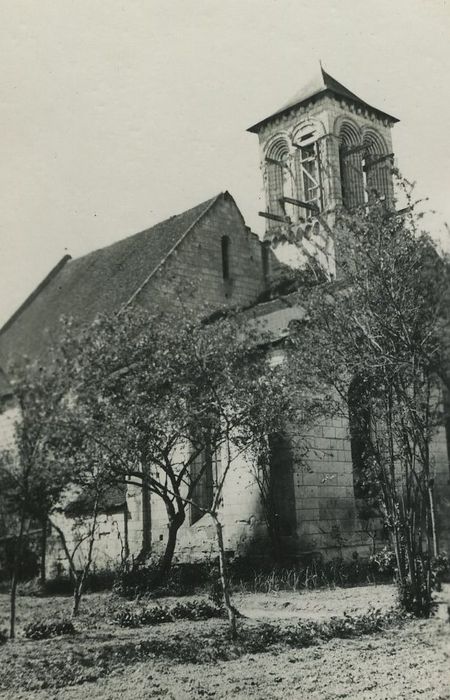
[{"left": 0, "top": 68, "right": 449, "bottom": 574}]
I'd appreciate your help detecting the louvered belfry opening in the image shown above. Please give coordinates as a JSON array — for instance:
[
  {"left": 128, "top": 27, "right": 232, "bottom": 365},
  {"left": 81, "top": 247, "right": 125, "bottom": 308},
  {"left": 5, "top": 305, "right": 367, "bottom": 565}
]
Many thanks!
[
  {"left": 339, "top": 121, "right": 392, "bottom": 211},
  {"left": 265, "top": 137, "right": 291, "bottom": 222},
  {"left": 292, "top": 123, "right": 323, "bottom": 213},
  {"left": 362, "top": 130, "right": 392, "bottom": 207},
  {"left": 339, "top": 121, "right": 366, "bottom": 209}
]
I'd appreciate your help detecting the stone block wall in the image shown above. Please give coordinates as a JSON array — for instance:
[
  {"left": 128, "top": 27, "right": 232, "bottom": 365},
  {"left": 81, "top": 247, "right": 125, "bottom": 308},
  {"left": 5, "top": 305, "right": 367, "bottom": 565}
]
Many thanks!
[
  {"left": 125, "top": 409, "right": 450, "bottom": 565},
  {"left": 289, "top": 414, "right": 381, "bottom": 558},
  {"left": 431, "top": 424, "right": 450, "bottom": 553},
  {"left": 136, "top": 193, "right": 270, "bottom": 316}
]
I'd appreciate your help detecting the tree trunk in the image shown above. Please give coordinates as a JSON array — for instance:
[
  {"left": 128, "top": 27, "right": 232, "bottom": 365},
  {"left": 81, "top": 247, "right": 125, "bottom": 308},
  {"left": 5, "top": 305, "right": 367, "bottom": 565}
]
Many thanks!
[
  {"left": 10, "top": 513, "right": 26, "bottom": 640},
  {"left": 50, "top": 519, "right": 77, "bottom": 584},
  {"left": 72, "top": 497, "right": 99, "bottom": 618},
  {"left": 151, "top": 509, "right": 185, "bottom": 588},
  {"left": 39, "top": 518, "right": 47, "bottom": 586},
  {"left": 428, "top": 485, "right": 438, "bottom": 558},
  {"left": 211, "top": 512, "right": 237, "bottom": 641},
  {"left": 123, "top": 504, "right": 130, "bottom": 560},
  {"left": 72, "top": 576, "right": 83, "bottom": 617}
]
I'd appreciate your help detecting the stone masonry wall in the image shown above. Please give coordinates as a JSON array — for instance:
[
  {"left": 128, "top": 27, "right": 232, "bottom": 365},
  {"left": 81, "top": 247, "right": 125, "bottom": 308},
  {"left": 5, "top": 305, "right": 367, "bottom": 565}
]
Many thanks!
[
  {"left": 126, "top": 410, "right": 450, "bottom": 564},
  {"left": 135, "top": 193, "right": 268, "bottom": 316}
]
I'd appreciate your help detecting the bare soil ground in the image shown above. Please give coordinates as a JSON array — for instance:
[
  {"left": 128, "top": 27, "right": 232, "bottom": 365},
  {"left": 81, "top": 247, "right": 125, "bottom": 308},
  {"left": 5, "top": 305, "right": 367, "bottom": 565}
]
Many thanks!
[{"left": 0, "top": 584, "right": 449, "bottom": 700}]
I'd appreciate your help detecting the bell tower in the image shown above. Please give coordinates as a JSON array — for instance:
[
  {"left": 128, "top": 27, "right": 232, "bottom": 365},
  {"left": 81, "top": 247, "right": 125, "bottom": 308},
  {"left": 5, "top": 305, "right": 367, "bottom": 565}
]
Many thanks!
[{"left": 248, "top": 67, "right": 399, "bottom": 277}]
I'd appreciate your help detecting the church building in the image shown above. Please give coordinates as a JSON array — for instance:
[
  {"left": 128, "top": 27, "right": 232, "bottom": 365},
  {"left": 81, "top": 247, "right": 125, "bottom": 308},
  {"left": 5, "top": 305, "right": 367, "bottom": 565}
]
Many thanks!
[{"left": 0, "top": 68, "right": 449, "bottom": 575}]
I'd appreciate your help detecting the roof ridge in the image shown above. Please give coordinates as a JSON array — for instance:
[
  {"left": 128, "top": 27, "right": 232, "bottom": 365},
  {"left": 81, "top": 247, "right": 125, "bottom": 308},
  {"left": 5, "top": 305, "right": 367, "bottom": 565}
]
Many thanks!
[{"left": 118, "top": 192, "right": 223, "bottom": 313}]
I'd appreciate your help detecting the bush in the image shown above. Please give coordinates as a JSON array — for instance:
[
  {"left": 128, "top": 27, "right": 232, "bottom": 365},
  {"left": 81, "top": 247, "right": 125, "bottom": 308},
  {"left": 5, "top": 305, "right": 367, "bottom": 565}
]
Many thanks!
[
  {"left": 41, "top": 576, "right": 73, "bottom": 596},
  {"left": 432, "top": 552, "right": 449, "bottom": 588},
  {"left": 0, "top": 539, "right": 39, "bottom": 583},
  {"left": 241, "top": 606, "right": 403, "bottom": 653},
  {"left": 368, "top": 547, "right": 396, "bottom": 577},
  {"left": 24, "top": 618, "right": 76, "bottom": 640},
  {"left": 0, "top": 629, "right": 7, "bottom": 646},
  {"left": 113, "top": 599, "right": 225, "bottom": 627},
  {"left": 113, "top": 560, "right": 212, "bottom": 598}
]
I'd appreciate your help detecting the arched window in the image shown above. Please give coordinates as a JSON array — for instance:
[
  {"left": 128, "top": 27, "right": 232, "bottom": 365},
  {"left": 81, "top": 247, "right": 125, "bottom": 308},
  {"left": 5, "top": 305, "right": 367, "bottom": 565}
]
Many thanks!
[
  {"left": 267, "top": 432, "right": 297, "bottom": 537},
  {"left": 362, "top": 130, "right": 390, "bottom": 206},
  {"left": 338, "top": 121, "right": 365, "bottom": 209},
  {"left": 265, "top": 137, "right": 291, "bottom": 221},
  {"left": 221, "top": 235, "right": 230, "bottom": 281},
  {"left": 348, "top": 376, "right": 374, "bottom": 504}
]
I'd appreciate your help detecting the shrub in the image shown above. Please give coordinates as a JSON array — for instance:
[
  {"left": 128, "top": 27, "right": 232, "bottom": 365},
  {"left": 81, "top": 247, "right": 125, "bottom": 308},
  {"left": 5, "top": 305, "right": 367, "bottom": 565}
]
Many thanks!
[
  {"left": 113, "top": 560, "right": 212, "bottom": 599},
  {"left": 0, "top": 629, "right": 7, "bottom": 646},
  {"left": 113, "top": 599, "right": 225, "bottom": 627},
  {"left": 24, "top": 618, "right": 76, "bottom": 640},
  {"left": 112, "top": 560, "right": 161, "bottom": 598},
  {"left": 42, "top": 568, "right": 115, "bottom": 596},
  {"left": 41, "top": 576, "right": 73, "bottom": 596},
  {"left": 241, "top": 606, "right": 403, "bottom": 652},
  {"left": 0, "top": 539, "right": 39, "bottom": 583},
  {"left": 170, "top": 600, "right": 224, "bottom": 621},
  {"left": 432, "top": 552, "right": 449, "bottom": 588},
  {"left": 368, "top": 547, "right": 397, "bottom": 577}
]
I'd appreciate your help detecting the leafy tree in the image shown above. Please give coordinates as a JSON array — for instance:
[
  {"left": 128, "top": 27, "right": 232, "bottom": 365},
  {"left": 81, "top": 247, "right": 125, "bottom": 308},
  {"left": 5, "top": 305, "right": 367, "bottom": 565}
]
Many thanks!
[
  {"left": 48, "top": 305, "right": 310, "bottom": 636},
  {"left": 0, "top": 356, "right": 75, "bottom": 636},
  {"left": 0, "top": 337, "right": 119, "bottom": 625},
  {"left": 286, "top": 192, "right": 450, "bottom": 616},
  {"left": 48, "top": 459, "right": 115, "bottom": 616}
]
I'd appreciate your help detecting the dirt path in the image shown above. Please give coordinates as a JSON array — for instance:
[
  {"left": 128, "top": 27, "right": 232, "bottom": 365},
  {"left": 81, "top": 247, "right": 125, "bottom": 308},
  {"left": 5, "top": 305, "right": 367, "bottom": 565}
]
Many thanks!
[{"left": 6, "top": 614, "right": 449, "bottom": 700}]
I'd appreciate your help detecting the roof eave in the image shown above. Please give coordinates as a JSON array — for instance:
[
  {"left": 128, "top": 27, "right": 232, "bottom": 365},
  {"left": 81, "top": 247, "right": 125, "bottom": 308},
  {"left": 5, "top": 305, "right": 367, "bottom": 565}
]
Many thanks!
[{"left": 247, "top": 88, "right": 399, "bottom": 134}]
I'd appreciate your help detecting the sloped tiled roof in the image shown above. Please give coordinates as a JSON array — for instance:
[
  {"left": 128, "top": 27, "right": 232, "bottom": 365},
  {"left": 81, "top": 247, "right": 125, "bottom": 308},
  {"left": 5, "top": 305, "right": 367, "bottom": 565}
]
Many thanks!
[
  {"left": 248, "top": 67, "right": 399, "bottom": 133},
  {"left": 0, "top": 194, "right": 221, "bottom": 367},
  {"left": 64, "top": 483, "right": 127, "bottom": 516}
]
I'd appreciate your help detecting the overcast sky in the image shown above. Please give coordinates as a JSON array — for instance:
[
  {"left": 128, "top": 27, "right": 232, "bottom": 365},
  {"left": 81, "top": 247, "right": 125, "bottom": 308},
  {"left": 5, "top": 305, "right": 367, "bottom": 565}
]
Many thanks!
[{"left": 1, "top": 0, "right": 450, "bottom": 326}]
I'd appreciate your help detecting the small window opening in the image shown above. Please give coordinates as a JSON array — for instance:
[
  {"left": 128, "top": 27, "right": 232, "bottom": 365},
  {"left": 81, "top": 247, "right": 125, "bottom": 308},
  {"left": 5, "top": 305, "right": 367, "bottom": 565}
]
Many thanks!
[
  {"left": 221, "top": 235, "right": 230, "bottom": 281},
  {"left": 190, "top": 441, "right": 221, "bottom": 525}
]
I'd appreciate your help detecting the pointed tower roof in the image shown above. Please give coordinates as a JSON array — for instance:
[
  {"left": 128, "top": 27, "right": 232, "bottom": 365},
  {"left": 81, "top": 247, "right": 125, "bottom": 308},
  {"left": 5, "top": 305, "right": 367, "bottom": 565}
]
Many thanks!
[{"left": 247, "top": 67, "right": 399, "bottom": 133}]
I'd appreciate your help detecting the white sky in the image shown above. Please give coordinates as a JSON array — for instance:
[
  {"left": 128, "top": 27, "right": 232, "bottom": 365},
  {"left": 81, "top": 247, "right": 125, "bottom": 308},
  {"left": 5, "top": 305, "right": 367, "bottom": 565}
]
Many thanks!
[{"left": 1, "top": 0, "right": 450, "bottom": 326}]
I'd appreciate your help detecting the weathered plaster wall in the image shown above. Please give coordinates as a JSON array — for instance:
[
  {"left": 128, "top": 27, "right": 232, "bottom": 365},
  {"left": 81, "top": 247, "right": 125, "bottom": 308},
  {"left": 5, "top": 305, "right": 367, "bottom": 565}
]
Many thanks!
[
  {"left": 125, "top": 440, "right": 265, "bottom": 564},
  {"left": 47, "top": 509, "right": 127, "bottom": 578},
  {"left": 0, "top": 399, "right": 20, "bottom": 453}
]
